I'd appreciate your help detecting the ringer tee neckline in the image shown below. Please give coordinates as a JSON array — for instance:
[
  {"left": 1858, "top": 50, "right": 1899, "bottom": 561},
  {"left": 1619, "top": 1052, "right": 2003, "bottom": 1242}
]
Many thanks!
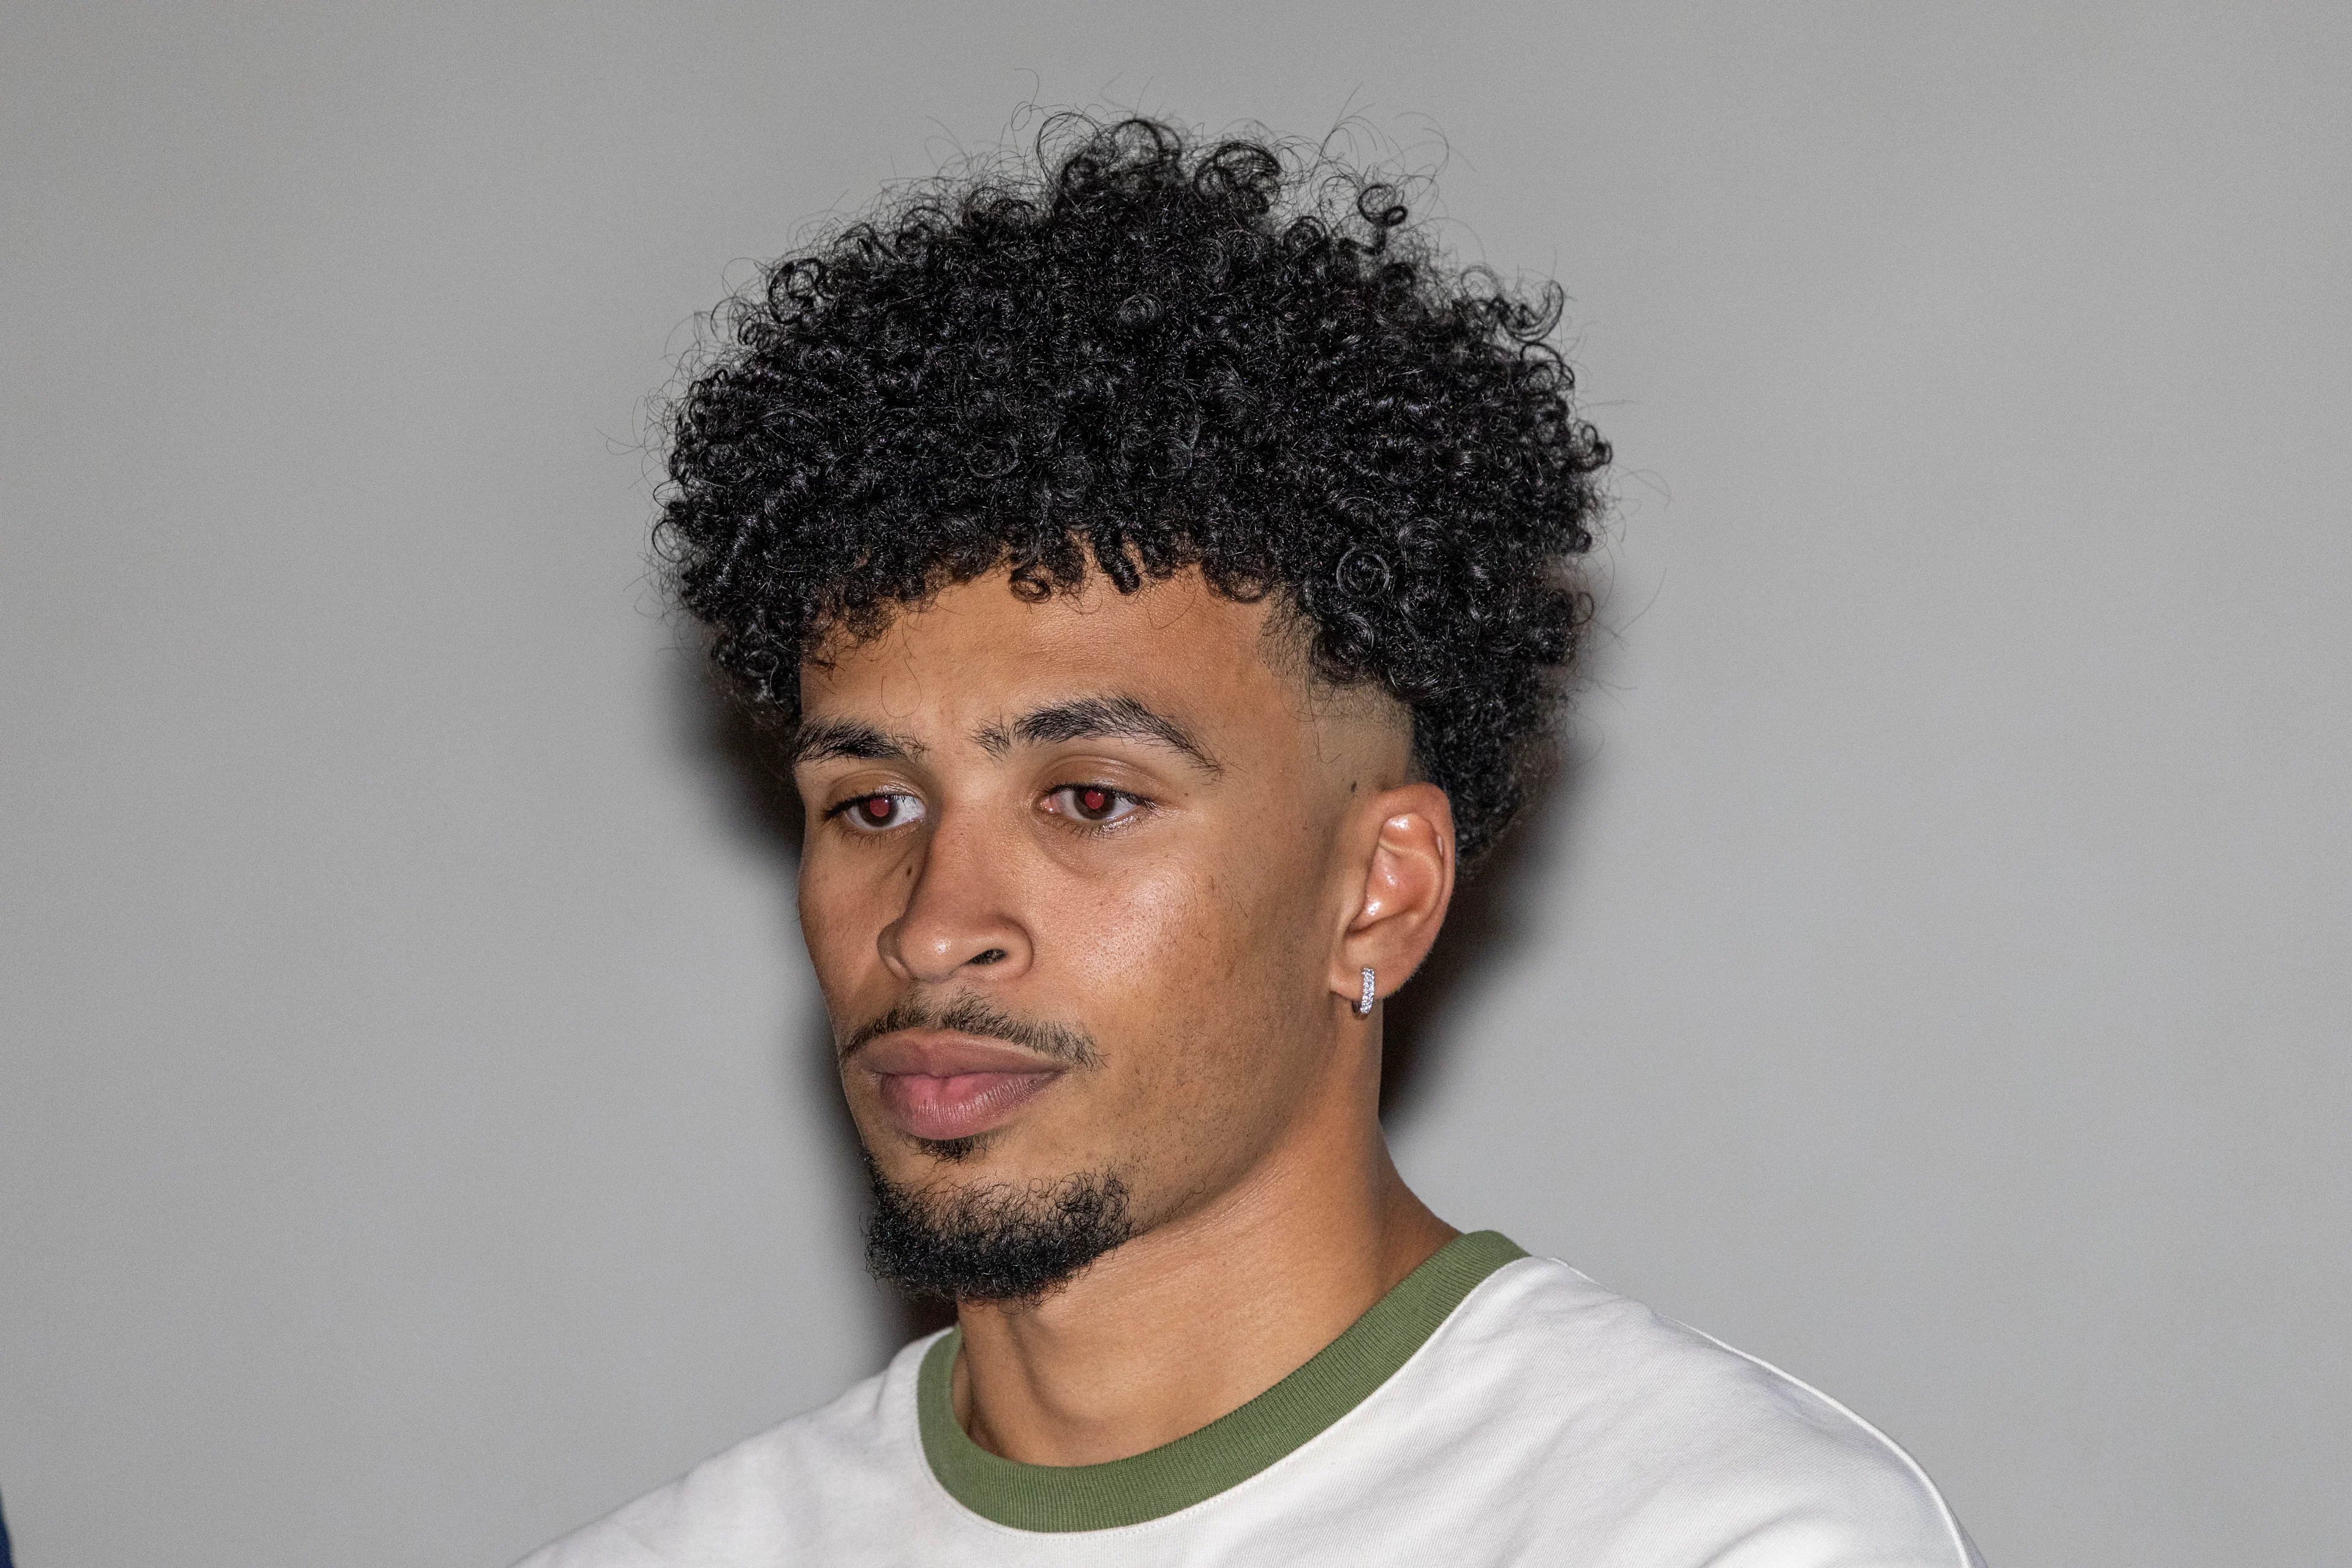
[{"left": 916, "top": 1229, "right": 1528, "bottom": 1532}]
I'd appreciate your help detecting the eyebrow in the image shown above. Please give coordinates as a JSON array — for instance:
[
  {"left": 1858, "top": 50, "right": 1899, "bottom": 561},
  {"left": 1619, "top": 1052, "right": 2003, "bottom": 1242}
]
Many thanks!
[
  {"left": 978, "top": 695, "right": 1222, "bottom": 775},
  {"left": 789, "top": 717, "right": 927, "bottom": 767}
]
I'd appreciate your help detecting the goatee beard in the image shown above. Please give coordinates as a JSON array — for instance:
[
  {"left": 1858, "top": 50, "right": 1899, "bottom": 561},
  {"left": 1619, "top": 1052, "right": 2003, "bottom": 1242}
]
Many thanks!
[{"left": 861, "top": 1149, "right": 1133, "bottom": 1305}]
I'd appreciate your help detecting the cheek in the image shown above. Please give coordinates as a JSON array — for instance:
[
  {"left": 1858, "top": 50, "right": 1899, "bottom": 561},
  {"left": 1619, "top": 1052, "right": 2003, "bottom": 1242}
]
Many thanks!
[
  {"left": 796, "top": 852, "right": 894, "bottom": 995},
  {"left": 1065, "top": 855, "right": 1331, "bottom": 1178},
  {"left": 1055, "top": 842, "right": 1316, "bottom": 1028},
  {"left": 1050, "top": 872, "right": 1200, "bottom": 998}
]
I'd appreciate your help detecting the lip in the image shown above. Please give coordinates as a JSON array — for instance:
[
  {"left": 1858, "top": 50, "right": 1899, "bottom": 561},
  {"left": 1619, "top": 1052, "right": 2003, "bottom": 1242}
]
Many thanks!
[{"left": 856, "top": 1030, "right": 1068, "bottom": 1142}]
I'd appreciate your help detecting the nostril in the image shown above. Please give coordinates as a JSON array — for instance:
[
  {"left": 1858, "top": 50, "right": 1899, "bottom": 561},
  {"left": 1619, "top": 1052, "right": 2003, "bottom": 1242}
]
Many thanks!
[{"left": 970, "top": 948, "right": 1008, "bottom": 967}]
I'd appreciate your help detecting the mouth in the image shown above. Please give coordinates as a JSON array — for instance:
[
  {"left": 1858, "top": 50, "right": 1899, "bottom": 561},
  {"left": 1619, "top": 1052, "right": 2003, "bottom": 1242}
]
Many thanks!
[{"left": 855, "top": 1030, "right": 1069, "bottom": 1143}]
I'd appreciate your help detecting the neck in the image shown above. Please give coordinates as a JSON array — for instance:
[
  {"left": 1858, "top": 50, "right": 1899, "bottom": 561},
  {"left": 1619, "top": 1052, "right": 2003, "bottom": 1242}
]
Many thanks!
[{"left": 948, "top": 1026, "right": 1455, "bottom": 1467}]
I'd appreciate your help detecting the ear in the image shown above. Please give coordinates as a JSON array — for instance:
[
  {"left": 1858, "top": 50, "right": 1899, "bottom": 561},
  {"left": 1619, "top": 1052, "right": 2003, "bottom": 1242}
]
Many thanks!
[{"left": 1331, "top": 783, "right": 1456, "bottom": 1017}]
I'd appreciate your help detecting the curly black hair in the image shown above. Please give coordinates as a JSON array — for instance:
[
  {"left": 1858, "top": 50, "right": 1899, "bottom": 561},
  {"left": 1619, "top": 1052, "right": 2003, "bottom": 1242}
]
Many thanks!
[{"left": 658, "top": 116, "right": 1608, "bottom": 866}]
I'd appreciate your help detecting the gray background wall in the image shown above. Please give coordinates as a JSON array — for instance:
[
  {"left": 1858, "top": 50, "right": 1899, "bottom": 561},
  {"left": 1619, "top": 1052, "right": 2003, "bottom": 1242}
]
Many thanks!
[{"left": 4, "top": 4, "right": 2345, "bottom": 1564}]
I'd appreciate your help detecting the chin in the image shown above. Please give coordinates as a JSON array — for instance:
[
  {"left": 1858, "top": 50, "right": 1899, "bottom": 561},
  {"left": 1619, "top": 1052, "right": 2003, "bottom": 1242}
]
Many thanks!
[{"left": 860, "top": 1145, "right": 1137, "bottom": 1304}]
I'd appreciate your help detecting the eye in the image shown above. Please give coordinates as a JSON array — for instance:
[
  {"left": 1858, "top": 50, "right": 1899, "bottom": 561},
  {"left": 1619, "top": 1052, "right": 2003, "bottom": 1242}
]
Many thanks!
[
  {"left": 1044, "top": 783, "right": 1144, "bottom": 827},
  {"left": 831, "top": 791, "right": 925, "bottom": 832}
]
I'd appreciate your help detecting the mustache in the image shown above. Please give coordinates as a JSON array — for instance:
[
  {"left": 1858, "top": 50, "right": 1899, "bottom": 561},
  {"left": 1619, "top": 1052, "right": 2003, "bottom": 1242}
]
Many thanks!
[{"left": 837, "top": 993, "right": 1103, "bottom": 1069}]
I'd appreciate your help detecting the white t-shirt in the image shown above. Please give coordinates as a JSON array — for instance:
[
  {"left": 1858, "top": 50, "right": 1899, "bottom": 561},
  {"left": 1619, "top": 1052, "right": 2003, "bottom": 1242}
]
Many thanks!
[{"left": 518, "top": 1233, "right": 1984, "bottom": 1566}]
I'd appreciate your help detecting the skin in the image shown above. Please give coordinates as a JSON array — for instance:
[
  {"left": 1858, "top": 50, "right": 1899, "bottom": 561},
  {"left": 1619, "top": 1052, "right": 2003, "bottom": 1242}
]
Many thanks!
[{"left": 793, "top": 565, "right": 1460, "bottom": 1467}]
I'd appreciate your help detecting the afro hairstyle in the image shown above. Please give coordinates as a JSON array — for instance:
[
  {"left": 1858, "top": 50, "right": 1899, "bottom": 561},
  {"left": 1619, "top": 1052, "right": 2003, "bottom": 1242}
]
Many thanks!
[{"left": 657, "top": 115, "right": 1609, "bottom": 866}]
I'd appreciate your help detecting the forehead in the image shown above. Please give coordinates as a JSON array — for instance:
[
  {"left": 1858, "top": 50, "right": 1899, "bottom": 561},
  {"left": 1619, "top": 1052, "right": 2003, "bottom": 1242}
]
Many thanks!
[{"left": 799, "top": 569, "right": 1305, "bottom": 738}]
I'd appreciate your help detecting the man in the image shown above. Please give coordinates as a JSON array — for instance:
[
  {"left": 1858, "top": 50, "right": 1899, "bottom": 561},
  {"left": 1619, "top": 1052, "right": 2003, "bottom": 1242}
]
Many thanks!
[{"left": 523, "top": 116, "right": 1983, "bottom": 1566}]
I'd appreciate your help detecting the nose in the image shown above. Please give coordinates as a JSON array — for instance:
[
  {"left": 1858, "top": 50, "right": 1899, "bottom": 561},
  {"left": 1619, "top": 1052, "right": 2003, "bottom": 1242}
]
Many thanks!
[{"left": 876, "top": 808, "right": 1033, "bottom": 987}]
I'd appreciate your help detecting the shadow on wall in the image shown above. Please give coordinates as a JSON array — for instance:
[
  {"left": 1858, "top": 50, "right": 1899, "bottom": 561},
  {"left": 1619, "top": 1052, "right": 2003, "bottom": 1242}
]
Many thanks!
[
  {"left": 676, "top": 653, "right": 1593, "bottom": 1347},
  {"left": 1376, "top": 739, "right": 1589, "bottom": 1126}
]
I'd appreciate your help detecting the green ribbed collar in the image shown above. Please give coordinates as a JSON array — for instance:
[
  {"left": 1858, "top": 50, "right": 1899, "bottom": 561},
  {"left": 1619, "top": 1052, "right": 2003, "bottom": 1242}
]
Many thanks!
[{"left": 917, "top": 1229, "right": 1527, "bottom": 1532}]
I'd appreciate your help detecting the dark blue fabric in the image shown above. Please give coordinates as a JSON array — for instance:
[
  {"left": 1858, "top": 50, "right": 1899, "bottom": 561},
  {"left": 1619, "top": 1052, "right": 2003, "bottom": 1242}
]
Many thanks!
[{"left": 0, "top": 1483, "right": 13, "bottom": 1568}]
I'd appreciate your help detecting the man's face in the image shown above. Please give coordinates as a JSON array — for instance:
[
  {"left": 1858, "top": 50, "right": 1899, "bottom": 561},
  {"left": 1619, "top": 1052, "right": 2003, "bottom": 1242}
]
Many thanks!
[{"left": 792, "top": 567, "right": 1420, "bottom": 1289}]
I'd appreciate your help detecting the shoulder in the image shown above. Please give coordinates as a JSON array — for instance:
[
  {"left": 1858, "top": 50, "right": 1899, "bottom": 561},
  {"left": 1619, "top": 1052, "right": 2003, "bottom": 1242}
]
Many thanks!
[
  {"left": 1412, "top": 1256, "right": 1985, "bottom": 1567},
  {"left": 507, "top": 1333, "right": 940, "bottom": 1568}
]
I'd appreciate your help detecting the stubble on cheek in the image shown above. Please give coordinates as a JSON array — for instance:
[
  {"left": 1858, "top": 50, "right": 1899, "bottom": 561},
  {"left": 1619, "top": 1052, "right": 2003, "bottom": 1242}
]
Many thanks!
[{"left": 1083, "top": 857, "right": 1332, "bottom": 1230}]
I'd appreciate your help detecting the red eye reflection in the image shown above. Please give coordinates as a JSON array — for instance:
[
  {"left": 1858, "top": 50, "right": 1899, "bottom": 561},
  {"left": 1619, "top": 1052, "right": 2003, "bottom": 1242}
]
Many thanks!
[
  {"left": 1049, "top": 783, "right": 1140, "bottom": 826},
  {"left": 837, "top": 792, "right": 923, "bottom": 832}
]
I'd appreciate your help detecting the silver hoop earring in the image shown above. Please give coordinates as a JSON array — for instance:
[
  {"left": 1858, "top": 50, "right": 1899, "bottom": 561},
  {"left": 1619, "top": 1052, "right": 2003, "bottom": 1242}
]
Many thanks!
[{"left": 1353, "top": 966, "right": 1377, "bottom": 1017}]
